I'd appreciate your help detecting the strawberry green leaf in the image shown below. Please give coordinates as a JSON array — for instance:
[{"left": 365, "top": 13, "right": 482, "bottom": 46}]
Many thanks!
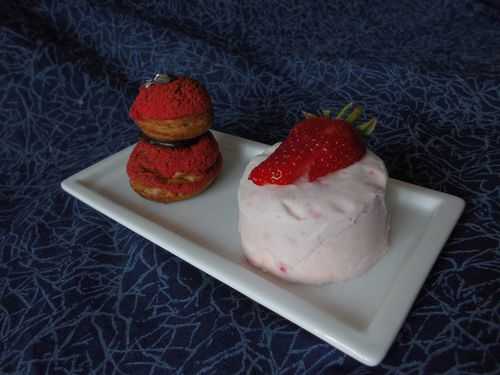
[
  {"left": 336, "top": 102, "right": 353, "bottom": 120},
  {"left": 321, "top": 109, "right": 332, "bottom": 118},
  {"left": 345, "top": 105, "right": 364, "bottom": 124},
  {"left": 302, "top": 111, "right": 317, "bottom": 119},
  {"left": 357, "top": 118, "right": 377, "bottom": 136}
]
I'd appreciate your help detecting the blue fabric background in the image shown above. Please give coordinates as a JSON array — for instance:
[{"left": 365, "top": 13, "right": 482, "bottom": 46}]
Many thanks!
[{"left": 1, "top": 0, "right": 499, "bottom": 373}]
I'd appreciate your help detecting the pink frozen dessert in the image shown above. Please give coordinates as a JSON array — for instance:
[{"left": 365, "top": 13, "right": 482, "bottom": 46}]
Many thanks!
[{"left": 238, "top": 106, "right": 390, "bottom": 285}]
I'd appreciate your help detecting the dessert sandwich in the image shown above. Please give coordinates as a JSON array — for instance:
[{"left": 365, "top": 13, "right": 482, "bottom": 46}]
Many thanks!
[{"left": 126, "top": 74, "right": 222, "bottom": 203}]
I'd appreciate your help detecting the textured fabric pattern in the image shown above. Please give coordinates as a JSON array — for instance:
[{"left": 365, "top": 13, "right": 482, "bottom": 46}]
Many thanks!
[{"left": 1, "top": 0, "right": 500, "bottom": 373}]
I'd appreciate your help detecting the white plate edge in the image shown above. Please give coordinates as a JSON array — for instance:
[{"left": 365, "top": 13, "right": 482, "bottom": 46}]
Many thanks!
[
  {"left": 60, "top": 131, "right": 466, "bottom": 366},
  {"left": 61, "top": 176, "right": 364, "bottom": 360},
  {"left": 359, "top": 192, "right": 465, "bottom": 365}
]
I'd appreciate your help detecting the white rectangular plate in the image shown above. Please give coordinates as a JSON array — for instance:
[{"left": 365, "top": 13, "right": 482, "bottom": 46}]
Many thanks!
[{"left": 61, "top": 131, "right": 464, "bottom": 366}]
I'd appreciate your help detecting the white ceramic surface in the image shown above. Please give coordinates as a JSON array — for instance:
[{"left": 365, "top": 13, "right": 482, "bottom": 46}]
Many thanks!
[{"left": 61, "top": 131, "right": 465, "bottom": 366}]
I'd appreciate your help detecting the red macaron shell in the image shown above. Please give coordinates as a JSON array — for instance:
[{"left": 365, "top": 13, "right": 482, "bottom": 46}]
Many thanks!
[
  {"left": 126, "top": 132, "right": 220, "bottom": 190},
  {"left": 134, "top": 156, "right": 221, "bottom": 196},
  {"left": 129, "top": 77, "right": 212, "bottom": 121}
]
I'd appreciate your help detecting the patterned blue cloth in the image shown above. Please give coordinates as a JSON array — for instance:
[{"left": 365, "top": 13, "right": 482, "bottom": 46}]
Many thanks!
[{"left": 1, "top": 0, "right": 499, "bottom": 373}]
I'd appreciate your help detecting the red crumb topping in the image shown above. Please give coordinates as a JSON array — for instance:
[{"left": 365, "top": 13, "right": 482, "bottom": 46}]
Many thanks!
[
  {"left": 126, "top": 132, "right": 220, "bottom": 191},
  {"left": 129, "top": 77, "right": 212, "bottom": 121}
]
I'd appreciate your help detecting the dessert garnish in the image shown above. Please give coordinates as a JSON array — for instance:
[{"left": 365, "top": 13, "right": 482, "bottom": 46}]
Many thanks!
[{"left": 249, "top": 103, "right": 377, "bottom": 185}]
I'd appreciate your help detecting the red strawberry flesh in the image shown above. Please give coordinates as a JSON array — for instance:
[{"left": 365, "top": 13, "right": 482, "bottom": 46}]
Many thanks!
[{"left": 249, "top": 118, "right": 365, "bottom": 185}]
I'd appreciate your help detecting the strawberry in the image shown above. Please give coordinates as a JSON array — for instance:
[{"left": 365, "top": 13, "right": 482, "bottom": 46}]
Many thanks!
[{"left": 249, "top": 104, "right": 376, "bottom": 185}]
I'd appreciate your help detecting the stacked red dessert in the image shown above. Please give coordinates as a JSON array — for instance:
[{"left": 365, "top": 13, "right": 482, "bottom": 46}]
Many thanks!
[{"left": 126, "top": 74, "right": 222, "bottom": 203}]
